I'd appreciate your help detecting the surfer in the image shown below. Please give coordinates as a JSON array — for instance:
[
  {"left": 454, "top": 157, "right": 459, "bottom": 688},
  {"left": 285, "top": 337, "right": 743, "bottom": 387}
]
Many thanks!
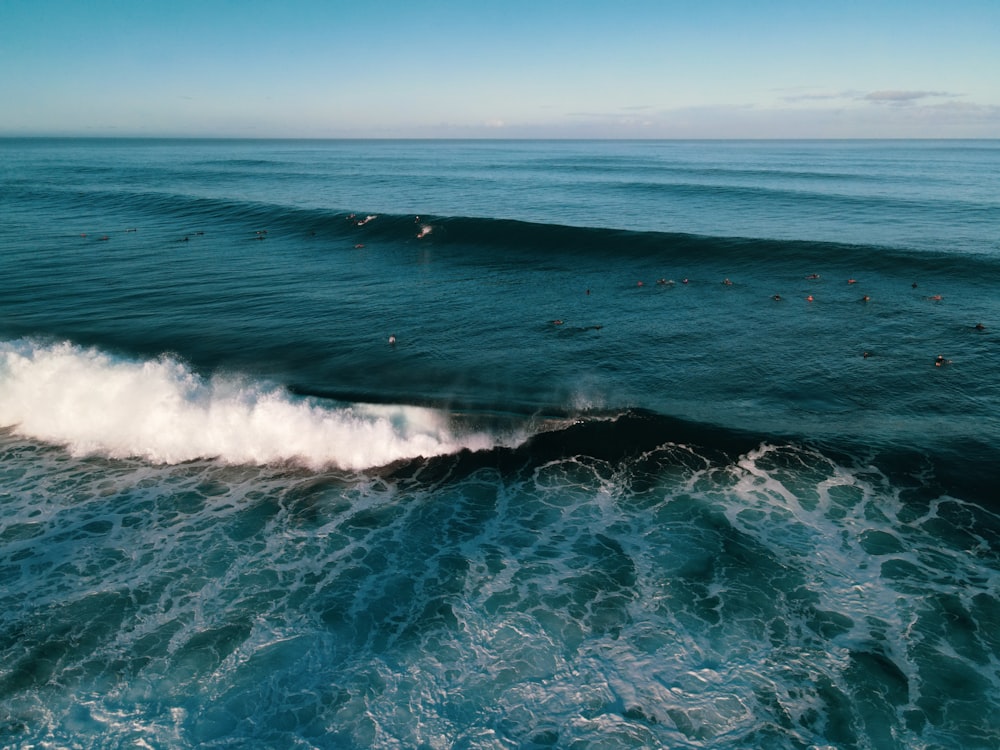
[
  {"left": 848, "top": 278, "right": 857, "bottom": 284},
  {"left": 806, "top": 295, "right": 814, "bottom": 302},
  {"left": 974, "top": 323, "right": 986, "bottom": 331},
  {"left": 861, "top": 295, "right": 870, "bottom": 302},
  {"left": 806, "top": 273, "right": 820, "bottom": 280},
  {"left": 772, "top": 294, "right": 782, "bottom": 301},
  {"left": 722, "top": 278, "right": 733, "bottom": 286},
  {"left": 388, "top": 334, "right": 396, "bottom": 345},
  {"left": 935, "top": 354, "right": 950, "bottom": 367}
]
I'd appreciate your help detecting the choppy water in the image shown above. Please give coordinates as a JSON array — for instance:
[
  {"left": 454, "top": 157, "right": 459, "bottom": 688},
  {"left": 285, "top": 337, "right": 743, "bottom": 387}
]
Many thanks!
[{"left": 1, "top": 138, "right": 998, "bottom": 749}]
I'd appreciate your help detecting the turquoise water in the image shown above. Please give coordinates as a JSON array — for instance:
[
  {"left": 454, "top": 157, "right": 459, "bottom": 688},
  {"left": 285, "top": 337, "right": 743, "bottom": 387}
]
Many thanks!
[{"left": 1, "top": 139, "right": 998, "bottom": 748}]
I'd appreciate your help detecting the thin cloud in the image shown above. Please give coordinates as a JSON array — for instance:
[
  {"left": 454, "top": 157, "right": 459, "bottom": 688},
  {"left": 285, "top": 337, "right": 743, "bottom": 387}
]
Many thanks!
[
  {"left": 864, "top": 90, "right": 955, "bottom": 104},
  {"left": 567, "top": 107, "right": 654, "bottom": 118},
  {"left": 780, "top": 90, "right": 858, "bottom": 103}
]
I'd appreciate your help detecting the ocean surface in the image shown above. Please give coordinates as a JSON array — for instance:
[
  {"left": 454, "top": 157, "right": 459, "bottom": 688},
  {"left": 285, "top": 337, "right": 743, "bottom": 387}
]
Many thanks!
[{"left": 0, "top": 138, "right": 998, "bottom": 749}]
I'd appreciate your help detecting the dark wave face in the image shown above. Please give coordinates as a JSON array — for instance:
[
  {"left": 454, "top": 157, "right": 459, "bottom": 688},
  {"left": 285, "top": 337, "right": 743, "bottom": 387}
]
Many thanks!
[{"left": 0, "top": 138, "right": 998, "bottom": 749}]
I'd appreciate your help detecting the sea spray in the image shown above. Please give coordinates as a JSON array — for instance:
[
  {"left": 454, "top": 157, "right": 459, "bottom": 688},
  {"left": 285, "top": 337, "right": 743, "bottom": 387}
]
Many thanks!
[{"left": 0, "top": 339, "right": 509, "bottom": 469}]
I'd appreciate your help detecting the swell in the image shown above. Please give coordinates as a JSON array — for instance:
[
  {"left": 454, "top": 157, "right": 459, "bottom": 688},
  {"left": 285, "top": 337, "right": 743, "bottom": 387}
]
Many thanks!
[
  {"left": 27, "top": 184, "right": 1000, "bottom": 284},
  {"left": 421, "top": 215, "right": 1000, "bottom": 283},
  {"left": 19, "top": 186, "right": 296, "bottom": 231}
]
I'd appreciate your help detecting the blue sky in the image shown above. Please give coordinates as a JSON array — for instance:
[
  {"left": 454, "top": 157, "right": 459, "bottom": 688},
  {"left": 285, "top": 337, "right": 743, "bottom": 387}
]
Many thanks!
[{"left": 2, "top": 0, "right": 998, "bottom": 138}]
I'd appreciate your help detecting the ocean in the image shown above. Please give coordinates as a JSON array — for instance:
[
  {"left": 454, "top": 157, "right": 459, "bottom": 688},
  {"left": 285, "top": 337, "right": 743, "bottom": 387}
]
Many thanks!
[{"left": 0, "top": 138, "right": 998, "bottom": 749}]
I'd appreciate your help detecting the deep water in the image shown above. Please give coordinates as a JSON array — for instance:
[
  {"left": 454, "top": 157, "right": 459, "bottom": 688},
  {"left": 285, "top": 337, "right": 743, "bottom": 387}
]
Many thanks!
[{"left": 0, "top": 138, "right": 998, "bottom": 749}]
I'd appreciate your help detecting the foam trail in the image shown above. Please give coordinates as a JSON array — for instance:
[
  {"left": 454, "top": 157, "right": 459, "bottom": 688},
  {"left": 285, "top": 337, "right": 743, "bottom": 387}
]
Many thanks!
[{"left": 0, "top": 339, "right": 506, "bottom": 470}]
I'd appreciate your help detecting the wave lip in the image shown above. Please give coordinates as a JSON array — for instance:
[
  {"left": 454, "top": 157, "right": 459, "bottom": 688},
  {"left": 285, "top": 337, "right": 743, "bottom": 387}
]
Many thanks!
[{"left": 0, "top": 340, "right": 513, "bottom": 470}]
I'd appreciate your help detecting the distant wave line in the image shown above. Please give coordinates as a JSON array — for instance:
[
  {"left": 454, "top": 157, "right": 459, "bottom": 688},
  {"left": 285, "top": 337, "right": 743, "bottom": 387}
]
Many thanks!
[{"left": 19, "top": 185, "right": 1000, "bottom": 278}]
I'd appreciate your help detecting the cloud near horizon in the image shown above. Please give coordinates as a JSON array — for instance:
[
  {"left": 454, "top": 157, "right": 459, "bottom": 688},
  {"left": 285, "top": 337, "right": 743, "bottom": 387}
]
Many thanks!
[
  {"left": 780, "top": 90, "right": 860, "bottom": 103},
  {"left": 779, "top": 89, "right": 958, "bottom": 106},
  {"left": 864, "top": 90, "right": 956, "bottom": 104}
]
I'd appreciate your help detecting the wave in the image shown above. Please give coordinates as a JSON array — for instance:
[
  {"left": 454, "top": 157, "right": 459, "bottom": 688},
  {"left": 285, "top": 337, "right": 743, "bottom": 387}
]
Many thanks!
[
  {"left": 34, "top": 183, "right": 1000, "bottom": 280},
  {"left": 0, "top": 339, "right": 525, "bottom": 471},
  {"left": 412, "top": 215, "right": 1000, "bottom": 282},
  {"left": 2, "top": 338, "right": 996, "bottom": 507},
  {"left": 391, "top": 407, "right": 1000, "bottom": 511}
]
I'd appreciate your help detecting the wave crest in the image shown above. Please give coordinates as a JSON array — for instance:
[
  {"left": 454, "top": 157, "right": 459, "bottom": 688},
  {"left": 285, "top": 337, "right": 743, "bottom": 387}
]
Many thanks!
[{"left": 0, "top": 340, "right": 512, "bottom": 470}]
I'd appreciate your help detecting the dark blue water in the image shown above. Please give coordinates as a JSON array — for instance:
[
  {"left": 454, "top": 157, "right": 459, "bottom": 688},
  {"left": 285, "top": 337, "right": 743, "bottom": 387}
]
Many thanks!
[{"left": 1, "top": 138, "right": 998, "bottom": 749}]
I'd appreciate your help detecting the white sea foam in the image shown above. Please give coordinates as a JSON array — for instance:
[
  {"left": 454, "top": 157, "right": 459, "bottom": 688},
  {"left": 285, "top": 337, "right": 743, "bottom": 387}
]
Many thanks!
[{"left": 0, "top": 339, "right": 507, "bottom": 470}]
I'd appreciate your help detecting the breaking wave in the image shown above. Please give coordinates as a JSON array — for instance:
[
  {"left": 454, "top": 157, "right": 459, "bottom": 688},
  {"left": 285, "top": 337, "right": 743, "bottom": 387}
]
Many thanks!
[{"left": 0, "top": 339, "right": 518, "bottom": 470}]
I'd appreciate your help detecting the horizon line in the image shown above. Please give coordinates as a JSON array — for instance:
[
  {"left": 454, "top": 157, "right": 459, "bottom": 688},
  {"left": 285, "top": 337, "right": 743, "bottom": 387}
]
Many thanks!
[{"left": 2, "top": 135, "right": 998, "bottom": 142}]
